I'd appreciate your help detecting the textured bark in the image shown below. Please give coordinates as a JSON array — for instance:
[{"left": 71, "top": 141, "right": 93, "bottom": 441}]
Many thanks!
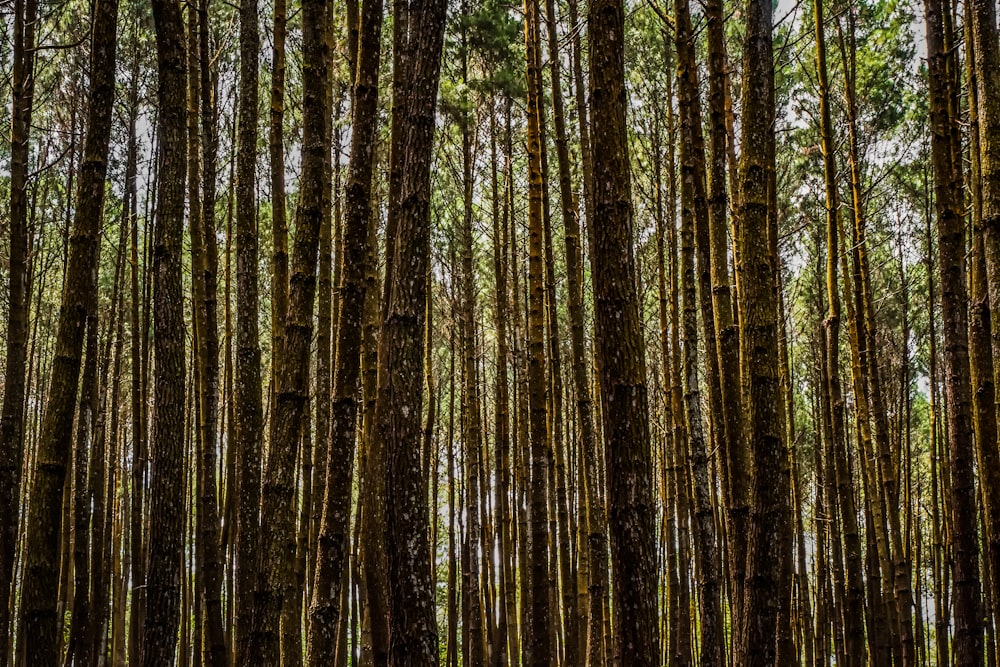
[
  {"left": 143, "top": 0, "right": 188, "bottom": 662},
  {"left": 127, "top": 38, "right": 147, "bottom": 664},
  {"left": 375, "top": 1, "right": 447, "bottom": 664},
  {"left": 673, "top": 0, "right": 726, "bottom": 660},
  {"left": 733, "top": 0, "right": 793, "bottom": 658},
  {"left": 187, "top": 4, "right": 227, "bottom": 661},
  {"left": 555, "top": 0, "right": 607, "bottom": 663},
  {"left": 360, "top": 192, "right": 389, "bottom": 667},
  {"left": 541, "top": 5, "right": 584, "bottom": 664},
  {"left": 92, "top": 227, "right": 126, "bottom": 666},
  {"left": 504, "top": 102, "right": 528, "bottom": 667},
  {"left": 269, "top": 0, "right": 289, "bottom": 371},
  {"left": 456, "top": 19, "right": 487, "bottom": 664},
  {"left": 67, "top": 304, "right": 98, "bottom": 667},
  {"left": 254, "top": 0, "right": 329, "bottom": 660},
  {"left": 0, "top": 0, "right": 38, "bottom": 653},
  {"left": 704, "top": 0, "right": 747, "bottom": 629},
  {"left": 652, "top": 59, "right": 676, "bottom": 667},
  {"left": 523, "top": 1, "right": 552, "bottom": 663},
  {"left": 234, "top": 0, "right": 264, "bottom": 659},
  {"left": 489, "top": 103, "right": 515, "bottom": 667},
  {"left": 660, "top": 33, "right": 693, "bottom": 667},
  {"left": 590, "top": 1, "right": 661, "bottom": 665},
  {"left": 924, "top": 0, "right": 984, "bottom": 661},
  {"left": 813, "top": 3, "right": 866, "bottom": 661},
  {"left": 446, "top": 319, "right": 459, "bottom": 667},
  {"left": 969, "top": 0, "right": 1000, "bottom": 625},
  {"left": 926, "top": 208, "right": 951, "bottom": 667},
  {"left": 309, "top": 0, "right": 383, "bottom": 661},
  {"left": 17, "top": 0, "right": 115, "bottom": 653}
]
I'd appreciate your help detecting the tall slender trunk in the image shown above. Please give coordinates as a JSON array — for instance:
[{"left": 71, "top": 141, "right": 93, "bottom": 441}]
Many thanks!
[
  {"left": 924, "top": 0, "right": 984, "bottom": 661},
  {"left": 489, "top": 101, "right": 514, "bottom": 667},
  {"left": 269, "top": 0, "right": 289, "bottom": 373},
  {"left": 590, "top": 2, "right": 661, "bottom": 664},
  {"left": 127, "top": 30, "right": 147, "bottom": 663},
  {"left": 16, "top": 0, "right": 115, "bottom": 660},
  {"left": 734, "top": 0, "right": 793, "bottom": 657},
  {"left": 704, "top": 0, "right": 747, "bottom": 629},
  {"left": 309, "top": 0, "right": 383, "bottom": 660},
  {"left": 234, "top": 0, "right": 264, "bottom": 659},
  {"left": 93, "top": 229, "right": 127, "bottom": 666},
  {"left": 540, "top": 5, "right": 585, "bottom": 663},
  {"left": 0, "top": 0, "right": 38, "bottom": 653},
  {"left": 375, "top": 2, "right": 447, "bottom": 664},
  {"left": 524, "top": 1, "right": 552, "bottom": 663},
  {"left": 187, "top": 5, "right": 227, "bottom": 661},
  {"left": 813, "top": 3, "right": 866, "bottom": 661},
  {"left": 143, "top": 0, "right": 188, "bottom": 662},
  {"left": 968, "top": 0, "right": 1000, "bottom": 625},
  {"left": 445, "top": 317, "right": 459, "bottom": 667},
  {"left": 255, "top": 0, "right": 330, "bottom": 659},
  {"left": 673, "top": 0, "right": 725, "bottom": 660},
  {"left": 68, "top": 306, "right": 99, "bottom": 667}
]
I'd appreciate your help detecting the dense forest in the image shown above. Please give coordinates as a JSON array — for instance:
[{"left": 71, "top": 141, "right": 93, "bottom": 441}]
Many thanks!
[{"left": 2, "top": 0, "right": 1000, "bottom": 663}]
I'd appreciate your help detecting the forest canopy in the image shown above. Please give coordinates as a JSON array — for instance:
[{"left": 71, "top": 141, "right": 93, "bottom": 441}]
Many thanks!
[{"left": 1, "top": 0, "right": 999, "bottom": 664}]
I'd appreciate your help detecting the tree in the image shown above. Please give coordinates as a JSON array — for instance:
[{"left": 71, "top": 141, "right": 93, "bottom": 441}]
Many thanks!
[
  {"left": 733, "top": 0, "right": 794, "bottom": 658},
  {"left": 0, "top": 0, "right": 38, "bottom": 653},
  {"left": 143, "top": 0, "right": 188, "bottom": 661},
  {"left": 589, "top": 1, "right": 661, "bottom": 664},
  {"left": 923, "top": 0, "right": 984, "bottom": 660},
  {"left": 308, "top": 0, "right": 383, "bottom": 661},
  {"left": 523, "top": 0, "right": 552, "bottom": 663},
  {"left": 234, "top": 0, "right": 264, "bottom": 659},
  {"left": 17, "top": 0, "right": 118, "bottom": 662},
  {"left": 254, "top": 0, "right": 330, "bottom": 660},
  {"left": 374, "top": 1, "right": 448, "bottom": 663}
]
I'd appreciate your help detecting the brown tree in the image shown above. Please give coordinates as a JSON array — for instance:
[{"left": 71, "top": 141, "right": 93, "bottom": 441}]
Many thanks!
[
  {"left": 373, "top": 0, "right": 448, "bottom": 663},
  {"left": 589, "top": 1, "right": 661, "bottom": 664},
  {"left": 924, "top": 0, "right": 984, "bottom": 660},
  {"left": 733, "top": 0, "right": 794, "bottom": 658},
  {"left": 309, "top": 0, "right": 383, "bottom": 661},
  {"left": 142, "top": 0, "right": 189, "bottom": 662}
]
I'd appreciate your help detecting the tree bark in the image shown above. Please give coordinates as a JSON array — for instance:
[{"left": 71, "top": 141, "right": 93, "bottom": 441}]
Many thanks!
[
  {"left": 235, "top": 0, "right": 264, "bottom": 659},
  {"left": 0, "top": 0, "right": 38, "bottom": 653},
  {"left": 254, "top": 0, "right": 330, "bottom": 659},
  {"left": 924, "top": 0, "right": 985, "bottom": 661},
  {"left": 143, "top": 0, "right": 188, "bottom": 662},
  {"left": 590, "top": 1, "right": 661, "bottom": 664},
  {"left": 733, "top": 0, "right": 793, "bottom": 658},
  {"left": 309, "top": 0, "right": 383, "bottom": 661},
  {"left": 524, "top": 1, "right": 552, "bottom": 663},
  {"left": 969, "top": 0, "right": 1000, "bottom": 626},
  {"left": 375, "top": 1, "right": 447, "bottom": 663}
]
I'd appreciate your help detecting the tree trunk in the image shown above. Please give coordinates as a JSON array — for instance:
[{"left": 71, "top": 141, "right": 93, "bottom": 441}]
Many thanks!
[
  {"left": 524, "top": 1, "right": 552, "bottom": 663},
  {"left": 733, "top": 0, "right": 793, "bottom": 657},
  {"left": 235, "top": 0, "right": 264, "bottom": 659},
  {"left": 673, "top": 0, "right": 726, "bottom": 660},
  {"left": 16, "top": 0, "right": 115, "bottom": 658},
  {"left": 813, "top": 3, "right": 867, "bottom": 661},
  {"left": 375, "top": 1, "right": 447, "bottom": 663},
  {"left": 0, "top": 0, "right": 38, "bottom": 653},
  {"left": 255, "top": 0, "right": 330, "bottom": 659},
  {"left": 309, "top": 0, "right": 383, "bottom": 660},
  {"left": 923, "top": 0, "right": 984, "bottom": 661},
  {"left": 969, "top": 0, "right": 1000, "bottom": 626},
  {"left": 186, "top": 4, "right": 227, "bottom": 661},
  {"left": 590, "top": 2, "right": 661, "bottom": 664},
  {"left": 143, "top": 0, "right": 188, "bottom": 662}
]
